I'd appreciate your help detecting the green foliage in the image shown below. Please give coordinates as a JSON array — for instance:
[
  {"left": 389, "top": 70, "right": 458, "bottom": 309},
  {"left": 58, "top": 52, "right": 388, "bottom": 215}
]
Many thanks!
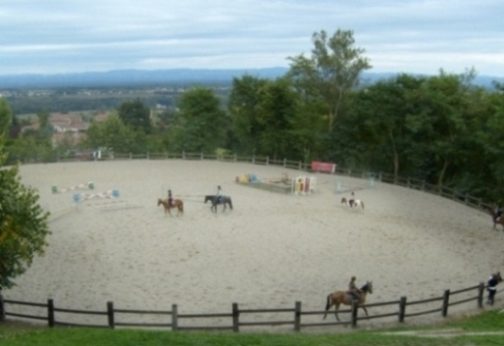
[
  {"left": 85, "top": 114, "right": 143, "bottom": 153},
  {"left": 170, "top": 87, "right": 228, "bottom": 153},
  {"left": 288, "top": 29, "right": 371, "bottom": 131},
  {"left": 117, "top": 99, "right": 152, "bottom": 134},
  {"left": 228, "top": 75, "right": 268, "bottom": 155},
  {"left": 0, "top": 99, "right": 12, "bottom": 135},
  {"left": 0, "top": 153, "right": 50, "bottom": 289}
]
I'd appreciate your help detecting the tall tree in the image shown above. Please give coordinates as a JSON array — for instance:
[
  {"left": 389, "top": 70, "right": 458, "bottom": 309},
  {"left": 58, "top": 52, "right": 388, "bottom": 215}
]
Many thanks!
[
  {"left": 118, "top": 99, "right": 152, "bottom": 134},
  {"left": 256, "top": 79, "right": 299, "bottom": 159},
  {"left": 228, "top": 75, "right": 268, "bottom": 155},
  {"left": 288, "top": 29, "right": 371, "bottom": 131},
  {"left": 170, "top": 88, "right": 228, "bottom": 153},
  {"left": 86, "top": 114, "right": 140, "bottom": 153}
]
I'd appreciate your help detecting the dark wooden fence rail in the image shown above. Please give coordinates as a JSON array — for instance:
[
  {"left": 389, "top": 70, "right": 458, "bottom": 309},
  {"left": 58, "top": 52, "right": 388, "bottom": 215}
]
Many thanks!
[
  {"left": 0, "top": 282, "right": 491, "bottom": 332},
  {"left": 60, "top": 151, "right": 493, "bottom": 212}
]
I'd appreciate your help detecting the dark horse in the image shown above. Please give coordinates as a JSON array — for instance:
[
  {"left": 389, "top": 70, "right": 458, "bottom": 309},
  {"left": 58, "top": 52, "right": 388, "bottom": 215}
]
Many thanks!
[
  {"left": 157, "top": 198, "right": 184, "bottom": 216},
  {"left": 204, "top": 195, "right": 233, "bottom": 213},
  {"left": 323, "top": 281, "right": 373, "bottom": 321},
  {"left": 487, "top": 206, "right": 504, "bottom": 230}
]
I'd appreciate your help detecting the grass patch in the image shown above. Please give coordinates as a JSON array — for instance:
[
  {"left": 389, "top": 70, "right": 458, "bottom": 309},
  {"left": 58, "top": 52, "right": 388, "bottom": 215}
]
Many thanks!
[{"left": 1, "top": 311, "right": 503, "bottom": 346}]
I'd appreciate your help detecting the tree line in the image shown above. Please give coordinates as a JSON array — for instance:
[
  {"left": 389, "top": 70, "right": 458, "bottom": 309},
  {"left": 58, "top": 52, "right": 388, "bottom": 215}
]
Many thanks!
[{"left": 4, "top": 29, "right": 504, "bottom": 205}]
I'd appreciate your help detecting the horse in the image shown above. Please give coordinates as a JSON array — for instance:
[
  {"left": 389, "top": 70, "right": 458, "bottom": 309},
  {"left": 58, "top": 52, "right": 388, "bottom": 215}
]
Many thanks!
[
  {"left": 204, "top": 195, "right": 233, "bottom": 213},
  {"left": 350, "top": 199, "right": 365, "bottom": 209},
  {"left": 157, "top": 198, "right": 184, "bottom": 216},
  {"left": 341, "top": 197, "right": 364, "bottom": 209},
  {"left": 486, "top": 206, "right": 504, "bottom": 230},
  {"left": 323, "top": 281, "right": 373, "bottom": 321}
]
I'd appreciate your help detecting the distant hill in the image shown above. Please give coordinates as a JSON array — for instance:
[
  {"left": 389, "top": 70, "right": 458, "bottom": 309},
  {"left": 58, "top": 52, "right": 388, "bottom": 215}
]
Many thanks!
[{"left": 0, "top": 68, "right": 502, "bottom": 89}]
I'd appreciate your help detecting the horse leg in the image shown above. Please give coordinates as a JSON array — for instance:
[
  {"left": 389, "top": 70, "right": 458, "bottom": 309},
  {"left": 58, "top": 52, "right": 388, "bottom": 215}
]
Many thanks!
[
  {"left": 323, "top": 294, "right": 332, "bottom": 319},
  {"left": 334, "top": 303, "right": 341, "bottom": 321},
  {"left": 360, "top": 305, "right": 369, "bottom": 317}
]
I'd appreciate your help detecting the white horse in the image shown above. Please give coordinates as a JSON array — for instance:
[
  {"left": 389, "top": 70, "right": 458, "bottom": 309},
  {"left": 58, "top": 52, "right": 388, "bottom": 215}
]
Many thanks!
[
  {"left": 341, "top": 197, "right": 364, "bottom": 209},
  {"left": 351, "top": 199, "right": 365, "bottom": 209}
]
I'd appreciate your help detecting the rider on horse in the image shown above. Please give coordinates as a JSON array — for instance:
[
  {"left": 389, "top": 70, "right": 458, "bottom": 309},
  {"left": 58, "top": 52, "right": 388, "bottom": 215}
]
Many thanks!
[
  {"left": 216, "top": 185, "right": 222, "bottom": 203},
  {"left": 168, "top": 189, "right": 173, "bottom": 207},
  {"left": 348, "top": 276, "right": 361, "bottom": 301}
]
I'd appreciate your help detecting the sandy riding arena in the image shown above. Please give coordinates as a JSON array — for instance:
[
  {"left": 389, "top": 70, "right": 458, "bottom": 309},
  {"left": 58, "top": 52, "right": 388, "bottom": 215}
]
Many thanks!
[{"left": 5, "top": 160, "right": 504, "bottom": 327}]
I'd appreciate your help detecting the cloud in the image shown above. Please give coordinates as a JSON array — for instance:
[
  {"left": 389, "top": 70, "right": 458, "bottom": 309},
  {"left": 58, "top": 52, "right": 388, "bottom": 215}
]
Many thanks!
[{"left": 0, "top": 0, "right": 503, "bottom": 76}]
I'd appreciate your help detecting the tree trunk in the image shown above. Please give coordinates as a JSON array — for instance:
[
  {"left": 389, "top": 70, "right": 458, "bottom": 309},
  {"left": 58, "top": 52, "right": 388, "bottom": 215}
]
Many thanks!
[{"left": 437, "top": 159, "right": 450, "bottom": 190}]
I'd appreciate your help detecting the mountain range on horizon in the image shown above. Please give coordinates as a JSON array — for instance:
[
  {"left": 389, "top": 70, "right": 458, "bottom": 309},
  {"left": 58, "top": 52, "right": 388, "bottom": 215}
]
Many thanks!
[{"left": 0, "top": 68, "right": 503, "bottom": 89}]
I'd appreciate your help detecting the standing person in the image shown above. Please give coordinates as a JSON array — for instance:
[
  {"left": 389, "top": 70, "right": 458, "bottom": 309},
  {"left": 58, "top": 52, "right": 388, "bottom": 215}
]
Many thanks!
[
  {"left": 487, "top": 272, "right": 502, "bottom": 305},
  {"left": 167, "top": 189, "right": 173, "bottom": 207},
  {"left": 494, "top": 205, "right": 503, "bottom": 223}
]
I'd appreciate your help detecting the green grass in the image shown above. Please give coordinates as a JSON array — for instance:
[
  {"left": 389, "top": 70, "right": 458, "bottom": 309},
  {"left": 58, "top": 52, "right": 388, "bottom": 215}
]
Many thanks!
[{"left": 1, "top": 311, "right": 503, "bottom": 346}]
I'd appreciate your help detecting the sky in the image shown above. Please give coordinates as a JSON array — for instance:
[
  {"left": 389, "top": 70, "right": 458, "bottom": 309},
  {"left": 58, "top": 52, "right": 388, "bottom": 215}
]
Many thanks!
[{"left": 0, "top": 0, "right": 503, "bottom": 77}]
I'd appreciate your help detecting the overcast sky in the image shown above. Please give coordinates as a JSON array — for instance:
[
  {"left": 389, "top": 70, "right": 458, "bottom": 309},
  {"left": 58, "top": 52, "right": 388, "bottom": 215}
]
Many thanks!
[{"left": 1, "top": 0, "right": 503, "bottom": 76}]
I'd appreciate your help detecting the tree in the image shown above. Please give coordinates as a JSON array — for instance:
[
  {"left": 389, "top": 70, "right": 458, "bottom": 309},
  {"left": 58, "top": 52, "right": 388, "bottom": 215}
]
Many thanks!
[
  {"left": 170, "top": 88, "right": 228, "bottom": 153},
  {"left": 346, "top": 74, "right": 424, "bottom": 180},
  {"left": 256, "top": 78, "right": 299, "bottom": 159},
  {"left": 0, "top": 99, "right": 50, "bottom": 289},
  {"left": 288, "top": 29, "right": 371, "bottom": 131},
  {"left": 118, "top": 99, "right": 152, "bottom": 134},
  {"left": 85, "top": 114, "right": 140, "bottom": 153},
  {"left": 228, "top": 75, "right": 268, "bottom": 155}
]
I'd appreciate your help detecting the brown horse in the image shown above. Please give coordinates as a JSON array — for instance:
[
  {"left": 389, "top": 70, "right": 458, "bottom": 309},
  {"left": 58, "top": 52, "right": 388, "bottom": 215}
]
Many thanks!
[
  {"left": 487, "top": 206, "right": 504, "bottom": 230},
  {"left": 157, "top": 198, "right": 184, "bottom": 216},
  {"left": 323, "top": 281, "right": 373, "bottom": 321}
]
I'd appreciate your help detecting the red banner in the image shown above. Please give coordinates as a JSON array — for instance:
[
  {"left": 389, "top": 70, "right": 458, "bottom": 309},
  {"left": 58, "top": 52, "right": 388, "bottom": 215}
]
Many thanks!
[{"left": 311, "top": 161, "right": 336, "bottom": 173}]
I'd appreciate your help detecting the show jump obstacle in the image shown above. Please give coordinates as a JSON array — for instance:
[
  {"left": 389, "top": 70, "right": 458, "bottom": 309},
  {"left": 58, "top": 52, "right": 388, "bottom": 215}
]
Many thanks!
[
  {"left": 235, "top": 173, "right": 316, "bottom": 195},
  {"left": 52, "top": 181, "right": 94, "bottom": 194}
]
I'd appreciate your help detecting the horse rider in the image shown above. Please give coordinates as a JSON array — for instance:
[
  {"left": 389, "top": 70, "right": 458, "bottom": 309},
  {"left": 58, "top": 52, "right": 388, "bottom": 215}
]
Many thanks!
[
  {"left": 348, "top": 276, "right": 361, "bottom": 301},
  {"left": 216, "top": 185, "right": 222, "bottom": 203},
  {"left": 487, "top": 272, "right": 501, "bottom": 305},
  {"left": 167, "top": 189, "right": 173, "bottom": 207}
]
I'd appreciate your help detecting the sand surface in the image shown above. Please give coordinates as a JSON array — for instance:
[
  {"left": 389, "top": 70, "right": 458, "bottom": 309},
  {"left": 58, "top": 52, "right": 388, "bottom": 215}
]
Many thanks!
[{"left": 5, "top": 160, "right": 504, "bottom": 328}]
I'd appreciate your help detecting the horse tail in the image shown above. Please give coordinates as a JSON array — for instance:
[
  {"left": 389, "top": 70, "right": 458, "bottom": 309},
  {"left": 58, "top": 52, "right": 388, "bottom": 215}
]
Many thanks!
[
  {"left": 361, "top": 201, "right": 365, "bottom": 209},
  {"left": 325, "top": 294, "right": 332, "bottom": 311},
  {"left": 180, "top": 201, "right": 184, "bottom": 213},
  {"left": 229, "top": 198, "right": 233, "bottom": 210}
]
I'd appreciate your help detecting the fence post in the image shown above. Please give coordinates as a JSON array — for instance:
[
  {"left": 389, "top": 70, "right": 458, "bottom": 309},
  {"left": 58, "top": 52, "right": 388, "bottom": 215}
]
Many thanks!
[
  {"left": 478, "top": 282, "right": 485, "bottom": 308},
  {"left": 294, "top": 301, "right": 301, "bottom": 332},
  {"left": 172, "top": 304, "right": 178, "bottom": 331},
  {"left": 232, "top": 303, "right": 240, "bottom": 332},
  {"left": 252, "top": 155, "right": 255, "bottom": 164},
  {"left": 200, "top": 152, "right": 204, "bottom": 160},
  {"left": 266, "top": 156, "right": 269, "bottom": 165},
  {"left": 0, "top": 293, "right": 5, "bottom": 322},
  {"left": 351, "top": 300, "right": 358, "bottom": 328},
  {"left": 283, "top": 158, "right": 287, "bottom": 167},
  {"left": 442, "top": 289, "right": 450, "bottom": 317},
  {"left": 107, "top": 301, "right": 115, "bottom": 329},
  {"left": 47, "top": 299, "right": 55, "bottom": 327},
  {"left": 398, "top": 296, "right": 407, "bottom": 322},
  {"left": 233, "top": 154, "right": 237, "bottom": 162},
  {"left": 182, "top": 151, "right": 186, "bottom": 160}
]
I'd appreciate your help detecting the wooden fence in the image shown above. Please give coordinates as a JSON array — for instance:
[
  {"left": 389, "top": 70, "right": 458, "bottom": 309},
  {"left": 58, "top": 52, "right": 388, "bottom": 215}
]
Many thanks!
[
  {"left": 0, "top": 282, "right": 491, "bottom": 332},
  {"left": 3, "top": 153, "right": 496, "bottom": 331},
  {"left": 56, "top": 151, "right": 493, "bottom": 211}
]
